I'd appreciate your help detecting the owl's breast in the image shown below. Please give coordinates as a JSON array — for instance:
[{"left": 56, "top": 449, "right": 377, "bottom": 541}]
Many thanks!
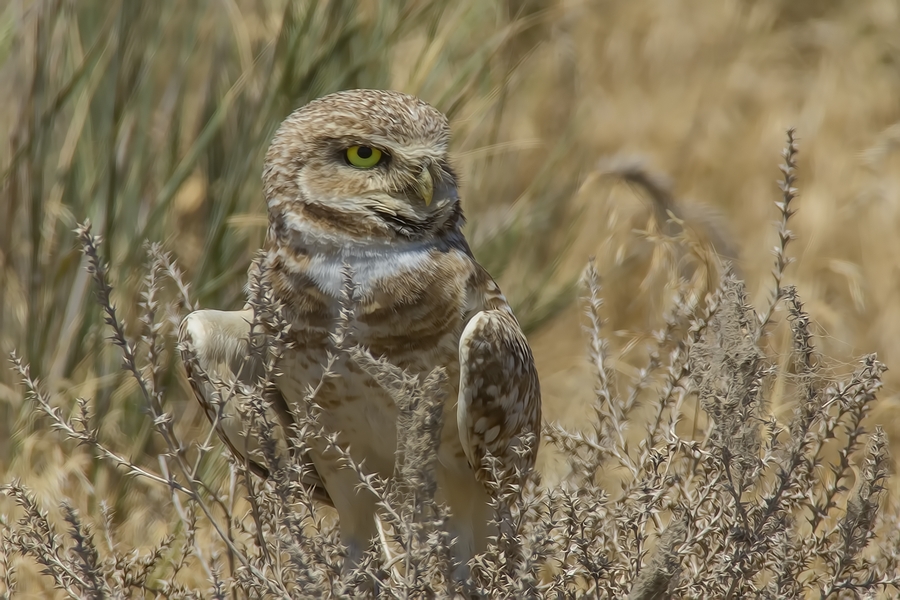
[
  {"left": 355, "top": 254, "right": 470, "bottom": 364},
  {"left": 274, "top": 242, "right": 473, "bottom": 364},
  {"left": 272, "top": 244, "right": 474, "bottom": 474}
]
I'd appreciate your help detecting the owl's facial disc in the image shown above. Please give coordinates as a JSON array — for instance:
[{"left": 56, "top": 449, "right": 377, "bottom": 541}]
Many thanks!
[{"left": 264, "top": 89, "right": 462, "bottom": 242}]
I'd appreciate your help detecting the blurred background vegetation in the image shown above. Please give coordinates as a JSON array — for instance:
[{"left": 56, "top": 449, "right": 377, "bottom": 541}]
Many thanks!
[{"left": 2, "top": 0, "right": 900, "bottom": 578}]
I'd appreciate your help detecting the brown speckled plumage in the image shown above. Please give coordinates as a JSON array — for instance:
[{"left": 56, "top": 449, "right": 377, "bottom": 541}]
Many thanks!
[{"left": 180, "top": 89, "right": 541, "bottom": 573}]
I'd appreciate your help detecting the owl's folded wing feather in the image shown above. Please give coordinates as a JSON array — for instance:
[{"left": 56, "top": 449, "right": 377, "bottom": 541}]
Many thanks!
[
  {"left": 457, "top": 309, "right": 542, "bottom": 487},
  {"left": 179, "top": 309, "right": 332, "bottom": 505}
]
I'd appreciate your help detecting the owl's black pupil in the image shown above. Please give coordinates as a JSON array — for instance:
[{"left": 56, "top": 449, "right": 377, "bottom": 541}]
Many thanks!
[{"left": 356, "top": 146, "right": 373, "bottom": 159}]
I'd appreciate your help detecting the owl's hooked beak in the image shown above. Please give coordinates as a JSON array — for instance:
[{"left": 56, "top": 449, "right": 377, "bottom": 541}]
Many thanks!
[{"left": 415, "top": 168, "right": 434, "bottom": 207}]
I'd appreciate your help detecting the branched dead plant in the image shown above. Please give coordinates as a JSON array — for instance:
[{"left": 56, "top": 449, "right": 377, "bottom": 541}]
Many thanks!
[{"left": 3, "top": 132, "right": 898, "bottom": 598}]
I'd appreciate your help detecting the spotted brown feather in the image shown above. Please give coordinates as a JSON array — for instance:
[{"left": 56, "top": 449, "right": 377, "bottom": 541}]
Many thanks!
[{"left": 458, "top": 308, "right": 541, "bottom": 487}]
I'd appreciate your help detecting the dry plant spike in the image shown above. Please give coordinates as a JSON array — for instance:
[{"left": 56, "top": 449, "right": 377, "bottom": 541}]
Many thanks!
[
  {"left": 60, "top": 503, "right": 107, "bottom": 598},
  {"left": 582, "top": 258, "right": 615, "bottom": 437},
  {"left": 784, "top": 285, "right": 822, "bottom": 446},
  {"left": 758, "top": 128, "right": 799, "bottom": 335},
  {"left": 3, "top": 485, "right": 88, "bottom": 597},
  {"left": 689, "top": 272, "right": 763, "bottom": 493},
  {"left": 0, "top": 516, "right": 16, "bottom": 596},
  {"left": 627, "top": 516, "right": 687, "bottom": 600},
  {"left": 842, "top": 428, "right": 889, "bottom": 555}
]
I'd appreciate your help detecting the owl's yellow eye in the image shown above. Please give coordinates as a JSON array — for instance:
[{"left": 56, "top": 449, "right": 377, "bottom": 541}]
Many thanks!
[{"left": 345, "top": 145, "right": 383, "bottom": 168}]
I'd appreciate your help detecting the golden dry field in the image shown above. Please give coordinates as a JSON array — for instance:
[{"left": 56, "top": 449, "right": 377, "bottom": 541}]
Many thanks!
[{"left": 2, "top": 0, "right": 900, "bottom": 596}]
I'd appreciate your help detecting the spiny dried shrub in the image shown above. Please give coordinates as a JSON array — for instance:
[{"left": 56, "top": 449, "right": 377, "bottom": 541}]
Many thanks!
[{"left": 3, "top": 131, "right": 899, "bottom": 598}]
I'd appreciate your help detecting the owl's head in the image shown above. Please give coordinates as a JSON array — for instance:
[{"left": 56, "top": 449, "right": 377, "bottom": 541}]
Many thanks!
[{"left": 263, "top": 89, "right": 462, "bottom": 245}]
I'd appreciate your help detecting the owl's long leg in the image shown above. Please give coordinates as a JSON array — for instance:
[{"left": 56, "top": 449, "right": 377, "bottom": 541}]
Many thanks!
[
  {"left": 438, "top": 465, "right": 495, "bottom": 579},
  {"left": 310, "top": 452, "right": 380, "bottom": 569}
]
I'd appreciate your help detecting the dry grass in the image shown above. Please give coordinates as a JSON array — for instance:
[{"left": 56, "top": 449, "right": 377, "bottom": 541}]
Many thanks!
[{"left": 2, "top": 0, "right": 900, "bottom": 596}]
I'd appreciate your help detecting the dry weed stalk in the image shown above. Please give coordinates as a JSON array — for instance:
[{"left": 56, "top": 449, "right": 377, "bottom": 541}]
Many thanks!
[{"left": 2, "top": 132, "right": 899, "bottom": 598}]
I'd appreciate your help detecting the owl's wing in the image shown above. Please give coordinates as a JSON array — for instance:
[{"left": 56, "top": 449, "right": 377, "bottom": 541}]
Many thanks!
[
  {"left": 457, "top": 306, "right": 542, "bottom": 488},
  {"left": 179, "top": 309, "right": 332, "bottom": 505}
]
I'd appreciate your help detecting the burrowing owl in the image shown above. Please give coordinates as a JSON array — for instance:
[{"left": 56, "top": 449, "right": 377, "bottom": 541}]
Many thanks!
[{"left": 180, "top": 89, "right": 541, "bottom": 571}]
